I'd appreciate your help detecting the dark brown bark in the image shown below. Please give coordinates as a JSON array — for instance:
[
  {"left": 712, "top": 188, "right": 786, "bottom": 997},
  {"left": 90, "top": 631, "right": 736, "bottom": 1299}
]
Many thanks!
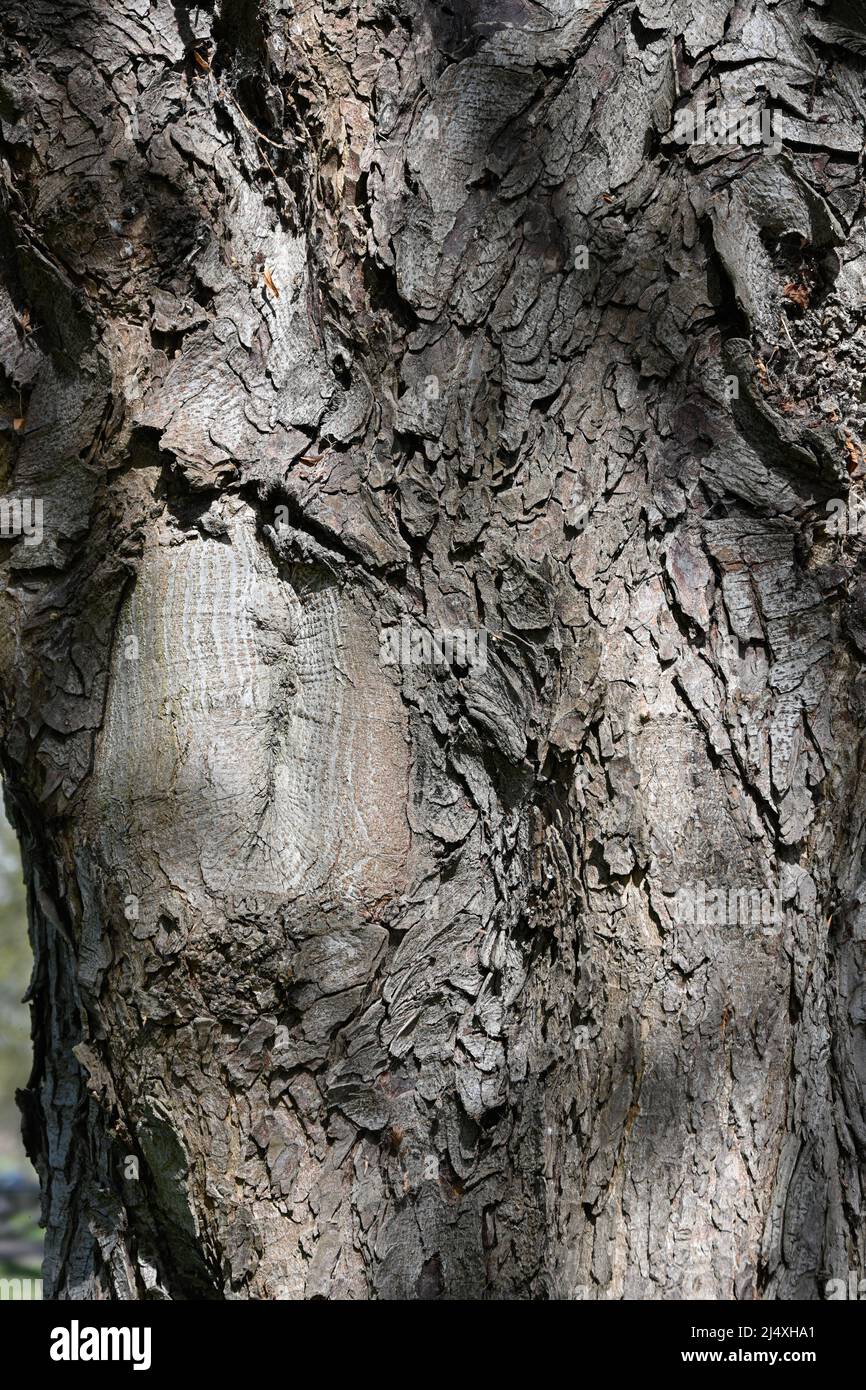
[{"left": 1, "top": 0, "right": 865, "bottom": 1299}]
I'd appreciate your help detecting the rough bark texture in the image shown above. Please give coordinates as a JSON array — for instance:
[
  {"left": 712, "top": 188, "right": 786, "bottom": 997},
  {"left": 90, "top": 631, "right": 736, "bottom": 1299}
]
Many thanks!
[{"left": 1, "top": 0, "right": 866, "bottom": 1300}]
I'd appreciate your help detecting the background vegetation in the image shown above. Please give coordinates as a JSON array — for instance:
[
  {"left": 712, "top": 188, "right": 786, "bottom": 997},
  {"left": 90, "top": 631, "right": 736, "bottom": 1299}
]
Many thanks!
[{"left": 0, "top": 809, "right": 41, "bottom": 1284}]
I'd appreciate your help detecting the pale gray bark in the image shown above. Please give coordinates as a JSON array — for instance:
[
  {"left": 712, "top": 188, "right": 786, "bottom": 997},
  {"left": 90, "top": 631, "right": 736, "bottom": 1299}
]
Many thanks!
[{"left": 0, "top": 0, "right": 865, "bottom": 1299}]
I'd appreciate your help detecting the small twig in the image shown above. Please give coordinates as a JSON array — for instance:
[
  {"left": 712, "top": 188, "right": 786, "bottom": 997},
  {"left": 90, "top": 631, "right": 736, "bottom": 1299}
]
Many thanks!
[
  {"left": 220, "top": 88, "right": 294, "bottom": 152},
  {"left": 490, "top": 630, "right": 535, "bottom": 655},
  {"left": 780, "top": 313, "right": 800, "bottom": 359},
  {"left": 808, "top": 58, "right": 824, "bottom": 115}
]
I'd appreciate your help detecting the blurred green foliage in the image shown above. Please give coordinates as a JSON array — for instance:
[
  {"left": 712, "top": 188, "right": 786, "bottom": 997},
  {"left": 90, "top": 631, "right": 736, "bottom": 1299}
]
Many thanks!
[
  {"left": 0, "top": 810, "right": 41, "bottom": 1287},
  {"left": 0, "top": 812, "right": 31, "bottom": 1167}
]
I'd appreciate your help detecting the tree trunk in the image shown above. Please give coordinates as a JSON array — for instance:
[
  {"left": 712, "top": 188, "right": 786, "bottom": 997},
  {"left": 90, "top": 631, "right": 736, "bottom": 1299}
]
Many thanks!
[{"left": 0, "top": 0, "right": 865, "bottom": 1300}]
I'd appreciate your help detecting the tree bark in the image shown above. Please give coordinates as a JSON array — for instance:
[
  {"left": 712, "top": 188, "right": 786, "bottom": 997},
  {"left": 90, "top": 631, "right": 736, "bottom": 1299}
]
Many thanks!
[{"left": 1, "top": 0, "right": 865, "bottom": 1299}]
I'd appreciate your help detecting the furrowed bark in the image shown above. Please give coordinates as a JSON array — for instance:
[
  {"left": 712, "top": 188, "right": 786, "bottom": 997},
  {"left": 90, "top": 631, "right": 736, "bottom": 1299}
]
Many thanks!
[{"left": 0, "top": 0, "right": 865, "bottom": 1299}]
